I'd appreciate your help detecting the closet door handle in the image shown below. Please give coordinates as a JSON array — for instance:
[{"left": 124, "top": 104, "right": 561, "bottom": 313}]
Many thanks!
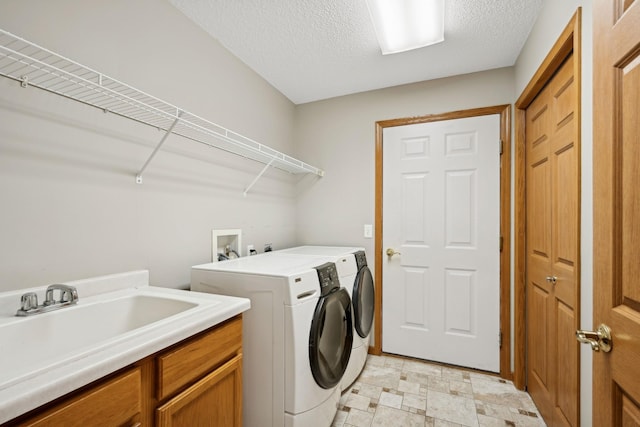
[
  {"left": 545, "top": 276, "right": 557, "bottom": 285},
  {"left": 576, "top": 324, "right": 612, "bottom": 352}
]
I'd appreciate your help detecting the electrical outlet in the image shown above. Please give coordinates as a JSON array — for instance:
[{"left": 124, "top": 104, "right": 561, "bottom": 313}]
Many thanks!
[{"left": 364, "top": 224, "right": 373, "bottom": 238}]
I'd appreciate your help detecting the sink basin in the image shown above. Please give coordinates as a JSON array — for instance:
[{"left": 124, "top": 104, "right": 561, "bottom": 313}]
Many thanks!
[{"left": 0, "top": 292, "right": 203, "bottom": 389}]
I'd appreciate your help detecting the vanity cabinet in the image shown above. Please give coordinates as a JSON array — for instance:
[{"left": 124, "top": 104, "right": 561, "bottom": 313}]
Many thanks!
[{"left": 6, "top": 315, "right": 243, "bottom": 427}]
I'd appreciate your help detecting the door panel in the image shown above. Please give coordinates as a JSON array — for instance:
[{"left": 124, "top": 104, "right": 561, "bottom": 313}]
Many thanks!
[
  {"left": 555, "top": 301, "right": 577, "bottom": 425},
  {"left": 527, "top": 282, "right": 551, "bottom": 408},
  {"left": 445, "top": 170, "right": 476, "bottom": 247},
  {"left": 382, "top": 114, "right": 500, "bottom": 372}
]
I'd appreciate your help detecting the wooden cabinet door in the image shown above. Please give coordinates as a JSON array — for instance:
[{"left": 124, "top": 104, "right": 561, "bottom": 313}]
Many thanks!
[
  {"left": 526, "top": 51, "right": 580, "bottom": 426},
  {"left": 156, "top": 354, "right": 242, "bottom": 427},
  {"left": 592, "top": 0, "right": 640, "bottom": 425}
]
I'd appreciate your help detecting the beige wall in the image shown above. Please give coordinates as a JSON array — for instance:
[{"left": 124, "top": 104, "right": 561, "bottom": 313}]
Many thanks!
[
  {"left": 0, "top": 0, "right": 299, "bottom": 291},
  {"left": 514, "top": 1, "right": 593, "bottom": 425},
  {"left": 294, "top": 67, "right": 515, "bottom": 258}
]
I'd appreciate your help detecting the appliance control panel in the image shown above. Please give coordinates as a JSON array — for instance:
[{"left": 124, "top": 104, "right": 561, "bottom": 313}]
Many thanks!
[
  {"left": 314, "top": 262, "right": 340, "bottom": 295},
  {"left": 355, "top": 250, "right": 368, "bottom": 269}
]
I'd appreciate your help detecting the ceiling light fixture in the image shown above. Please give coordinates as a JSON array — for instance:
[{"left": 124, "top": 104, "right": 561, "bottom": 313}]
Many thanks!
[{"left": 366, "top": 0, "right": 445, "bottom": 55}]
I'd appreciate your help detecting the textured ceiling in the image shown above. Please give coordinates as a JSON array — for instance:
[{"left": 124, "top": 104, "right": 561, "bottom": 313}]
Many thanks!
[{"left": 169, "top": 0, "right": 543, "bottom": 105}]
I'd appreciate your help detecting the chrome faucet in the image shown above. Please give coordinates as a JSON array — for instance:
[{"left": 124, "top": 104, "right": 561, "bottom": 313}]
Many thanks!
[
  {"left": 44, "top": 284, "right": 78, "bottom": 306},
  {"left": 16, "top": 284, "right": 79, "bottom": 316}
]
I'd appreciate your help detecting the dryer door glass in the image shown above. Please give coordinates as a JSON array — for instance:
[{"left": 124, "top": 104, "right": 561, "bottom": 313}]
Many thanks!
[
  {"left": 309, "top": 288, "right": 353, "bottom": 389},
  {"left": 353, "top": 266, "right": 375, "bottom": 338}
]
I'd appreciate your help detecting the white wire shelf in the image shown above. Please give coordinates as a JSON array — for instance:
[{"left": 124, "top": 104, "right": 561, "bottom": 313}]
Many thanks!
[{"left": 0, "top": 28, "right": 324, "bottom": 189}]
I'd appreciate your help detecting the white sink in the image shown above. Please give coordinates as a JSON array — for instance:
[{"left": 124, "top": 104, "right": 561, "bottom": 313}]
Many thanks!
[
  {"left": 0, "top": 293, "right": 202, "bottom": 389},
  {"left": 0, "top": 270, "right": 250, "bottom": 425}
]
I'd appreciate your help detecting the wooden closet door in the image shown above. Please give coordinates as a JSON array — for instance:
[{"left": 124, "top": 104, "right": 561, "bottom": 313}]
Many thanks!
[
  {"left": 526, "top": 53, "right": 580, "bottom": 427},
  {"left": 592, "top": 0, "right": 640, "bottom": 425}
]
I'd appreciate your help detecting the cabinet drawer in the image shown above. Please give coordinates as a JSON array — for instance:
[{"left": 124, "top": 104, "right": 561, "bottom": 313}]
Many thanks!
[
  {"left": 16, "top": 367, "right": 141, "bottom": 427},
  {"left": 157, "top": 315, "right": 242, "bottom": 400}
]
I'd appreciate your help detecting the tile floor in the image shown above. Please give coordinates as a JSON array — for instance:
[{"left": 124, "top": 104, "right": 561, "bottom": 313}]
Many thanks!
[{"left": 332, "top": 354, "right": 546, "bottom": 427}]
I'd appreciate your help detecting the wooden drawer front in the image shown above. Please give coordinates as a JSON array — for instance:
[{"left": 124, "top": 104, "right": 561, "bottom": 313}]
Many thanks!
[
  {"left": 156, "top": 354, "right": 242, "bottom": 427},
  {"left": 18, "top": 367, "right": 141, "bottom": 427},
  {"left": 157, "top": 315, "right": 242, "bottom": 400}
]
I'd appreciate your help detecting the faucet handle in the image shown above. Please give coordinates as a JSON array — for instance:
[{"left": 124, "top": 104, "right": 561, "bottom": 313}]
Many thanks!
[
  {"left": 44, "top": 284, "right": 79, "bottom": 306},
  {"left": 20, "top": 292, "right": 38, "bottom": 311},
  {"left": 61, "top": 286, "right": 78, "bottom": 303}
]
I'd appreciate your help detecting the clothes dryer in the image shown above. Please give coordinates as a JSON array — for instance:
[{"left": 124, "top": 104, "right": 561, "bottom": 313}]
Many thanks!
[
  {"left": 191, "top": 254, "right": 352, "bottom": 427},
  {"left": 274, "top": 246, "right": 375, "bottom": 389}
]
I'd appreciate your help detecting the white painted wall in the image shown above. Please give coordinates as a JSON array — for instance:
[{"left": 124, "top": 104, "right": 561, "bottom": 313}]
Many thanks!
[
  {"left": 0, "top": 0, "right": 299, "bottom": 291},
  {"left": 514, "top": 1, "right": 593, "bottom": 426}
]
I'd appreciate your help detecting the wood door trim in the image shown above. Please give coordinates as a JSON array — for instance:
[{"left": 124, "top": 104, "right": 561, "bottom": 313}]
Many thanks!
[
  {"left": 373, "top": 104, "right": 512, "bottom": 380},
  {"left": 513, "top": 8, "right": 581, "bottom": 390}
]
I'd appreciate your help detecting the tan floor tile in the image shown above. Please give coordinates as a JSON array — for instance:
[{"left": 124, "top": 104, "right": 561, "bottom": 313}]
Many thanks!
[
  {"left": 399, "top": 379, "right": 423, "bottom": 395},
  {"left": 449, "top": 379, "right": 473, "bottom": 397},
  {"left": 353, "top": 382, "right": 384, "bottom": 400},
  {"left": 433, "top": 419, "right": 466, "bottom": 426},
  {"left": 428, "top": 376, "right": 450, "bottom": 393},
  {"left": 405, "top": 371, "right": 433, "bottom": 386},
  {"left": 426, "top": 390, "right": 479, "bottom": 427},
  {"left": 371, "top": 405, "right": 426, "bottom": 427},
  {"left": 366, "top": 354, "right": 386, "bottom": 367},
  {"left": 379, "top": 391, "right": 403, "bottom": 409},
  {"left": 384, "top": 356, "right": 405, "bottom": 370},
  {"left": 441, "top": 367, "right": 466, "bottom": 382},
  {"left": 345, "top": 392, "right": 373, "bottom": 411},
  {"left": 345, "top": 408, "right": 374, "bottom": 427},
  {"left": 402, "top": 392, "right": 427, "bottom": 411},
  {"left": 472, "top": 378, "right": 538, "bottom": 412},
  {"left": 358, "top": 364, "right": 401, "bottom": 389},
  {"left": 404, "top": 360, "right": 443, "bottom": 377},
  {"left": 332, "top": 409, "right": 349, "bottom": 427}
]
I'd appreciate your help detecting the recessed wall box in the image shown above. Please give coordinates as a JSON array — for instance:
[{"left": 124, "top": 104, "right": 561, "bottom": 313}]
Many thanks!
[{"left": 212, "top": 229, "right": 242, "bottom": 262}]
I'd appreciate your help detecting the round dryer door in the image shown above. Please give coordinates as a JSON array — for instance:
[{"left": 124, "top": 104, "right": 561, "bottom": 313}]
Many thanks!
[
  {"left": 308, "top": 288, "right": 353, "bottom": 389},
  {"left": 353, "top": 265, "right": 375, "bottom": 338}
]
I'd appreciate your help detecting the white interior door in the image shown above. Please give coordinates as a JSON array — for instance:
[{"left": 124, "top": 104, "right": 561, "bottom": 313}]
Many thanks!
[{"left": 382, "top": 114, "right": 501, "bottom": 372}]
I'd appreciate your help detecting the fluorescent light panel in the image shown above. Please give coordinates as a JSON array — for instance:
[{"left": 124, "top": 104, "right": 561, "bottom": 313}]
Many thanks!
[{"left": 366, "top": 0, "right": 444, "bottom": 55}]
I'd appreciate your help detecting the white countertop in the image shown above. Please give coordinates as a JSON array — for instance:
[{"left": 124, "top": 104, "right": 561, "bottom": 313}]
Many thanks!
[{"left": 0, "top": 270, "right": 250, "bottom": 424}]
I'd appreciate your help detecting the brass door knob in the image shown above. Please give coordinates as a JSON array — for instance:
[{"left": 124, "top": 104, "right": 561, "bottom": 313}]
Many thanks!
[
  {"left": 386, "top": 248, "right": 401, "bottom": 257},
  {"left": 576, "top": 323, "right": 612, "bottom": 352}
]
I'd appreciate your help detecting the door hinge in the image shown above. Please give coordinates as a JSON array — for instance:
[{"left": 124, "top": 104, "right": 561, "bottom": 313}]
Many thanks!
[
  {"left": 499, "top": 331, "right": 503, "bottom": 348},
  {"left": 499, "top": 236, "right": 503, "bottom": 252},
  {"left": 499, "top": 139, "right": 504, "bottom": 155}
]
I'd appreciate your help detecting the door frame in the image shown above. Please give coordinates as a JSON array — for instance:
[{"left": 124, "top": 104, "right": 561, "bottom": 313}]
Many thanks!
[
  {"left": 513, "top": 9, "right": 581, "bottom": 390},
  {"left": 373, "top": 104, "right": 512, "bottom": 379}
]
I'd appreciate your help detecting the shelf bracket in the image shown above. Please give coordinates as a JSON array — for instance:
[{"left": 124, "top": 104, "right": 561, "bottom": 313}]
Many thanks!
[
  {"left": 136, "top": 113, "right": 182, "bottom": 184},
  {"left": 243, "top": 158, "right": 275, "bottom": 197}
]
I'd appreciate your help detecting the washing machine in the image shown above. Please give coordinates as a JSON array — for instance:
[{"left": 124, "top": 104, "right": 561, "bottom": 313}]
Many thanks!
[
  {"left": 274, "top": 246, "right": 375, "bottom": 390},
  {"left": 191, "top": 253, "right": 352, "bottom": 427}
]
